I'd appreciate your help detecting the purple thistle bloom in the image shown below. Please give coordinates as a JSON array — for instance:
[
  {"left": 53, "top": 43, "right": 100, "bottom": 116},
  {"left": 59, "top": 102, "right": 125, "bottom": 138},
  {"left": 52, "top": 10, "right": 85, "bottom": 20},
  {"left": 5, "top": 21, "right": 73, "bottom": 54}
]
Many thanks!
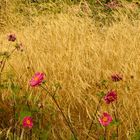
[{"left": 7, "top": 33, "right": 16, "bottom": 42}]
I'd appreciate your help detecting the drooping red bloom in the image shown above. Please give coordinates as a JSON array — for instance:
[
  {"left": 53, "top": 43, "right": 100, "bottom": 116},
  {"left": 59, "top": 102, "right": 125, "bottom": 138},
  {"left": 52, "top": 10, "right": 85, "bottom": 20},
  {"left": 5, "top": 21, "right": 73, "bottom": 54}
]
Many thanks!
[
  {"left": 104, "top": 90, "right": 117, "bottom": 104},
  {"left": 7, "top": 34, "right": 16, "bottom": 42},
  {"left": 22, "top": 116, "right": 33, "bottom": 129},
  {"left": 111, "top": 74, "right": 122, "bottom": 82},
  {"left": 99, "top": 112, "right": 113, "bottom": 126},
  {"left": 30, "top": 72, "right": 44, "bottom": 87}
]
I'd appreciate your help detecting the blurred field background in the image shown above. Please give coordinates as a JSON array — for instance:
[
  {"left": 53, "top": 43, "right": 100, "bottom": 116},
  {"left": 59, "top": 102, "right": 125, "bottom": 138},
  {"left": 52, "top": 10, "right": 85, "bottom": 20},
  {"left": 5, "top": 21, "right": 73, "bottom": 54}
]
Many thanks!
[{"left": 0, "top": 0, "right": 140, "bottom": 140}]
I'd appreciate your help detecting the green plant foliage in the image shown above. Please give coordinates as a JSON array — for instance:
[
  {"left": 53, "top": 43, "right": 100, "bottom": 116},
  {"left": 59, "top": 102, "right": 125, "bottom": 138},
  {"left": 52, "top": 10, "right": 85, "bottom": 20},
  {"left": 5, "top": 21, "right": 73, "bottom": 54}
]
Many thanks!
[
  {"left": 96, "top": 91, "right": 106, "bottom": 98},
  {"left": 19, "top": 111, "right": 32, "bottom": 123},
  {"left": 132, "top": 131, "right": 140, "bottom": 140},
  {"left": 11, "top": 82, "right": 21, "bottom": 95},
  {"left": 110, "top": 119, "right": 121, "bottom": 127},
  {"left": 99, "top": 135, "right": 105, "bottom": 140}
]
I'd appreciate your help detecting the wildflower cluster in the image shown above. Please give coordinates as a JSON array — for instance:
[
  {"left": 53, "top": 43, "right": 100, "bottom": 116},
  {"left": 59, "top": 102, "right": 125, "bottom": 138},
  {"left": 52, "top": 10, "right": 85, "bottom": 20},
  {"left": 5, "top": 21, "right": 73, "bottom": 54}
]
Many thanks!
[
  {"left": 1, "top": 33, "right": 124, "bottom": 139},
  {"left": 98, "top": 74, "right": 122, "bottom": 127}
]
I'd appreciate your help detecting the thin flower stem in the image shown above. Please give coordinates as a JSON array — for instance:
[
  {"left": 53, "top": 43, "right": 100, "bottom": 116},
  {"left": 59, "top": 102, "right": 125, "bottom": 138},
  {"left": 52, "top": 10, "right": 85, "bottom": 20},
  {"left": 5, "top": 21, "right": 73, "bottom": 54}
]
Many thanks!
[
  {"left": 115, "top": 83, "right": 119, "bottom": 140},
  {"left": 12, "top": 86, "right": 17, "bottom": 140},
  {"left": 0, "top": 57, "right": 6, "bottom": 84},
  {"left": 13, "top": 101, "right": 16, "bottom": 140},
  {"left": 104, "top": 127, "right": 107, "bottom": 140},
  {"left": 0, "top": 48, "right": 17, "bottom": 73},
  {"left": 0, "top": 58, "right": 6, "bottom": 73},
  {"left": 86, "top": 97, "right": 102, "bottom": 140},
  {"left": 41, "top": 85, "right": 78, "bottom": 140},
  {"left": 30, "top": 129, "right": 32, "bottom": 140},
  {"left": 112, "top": 103, "right": 119, "bottom": 140}
]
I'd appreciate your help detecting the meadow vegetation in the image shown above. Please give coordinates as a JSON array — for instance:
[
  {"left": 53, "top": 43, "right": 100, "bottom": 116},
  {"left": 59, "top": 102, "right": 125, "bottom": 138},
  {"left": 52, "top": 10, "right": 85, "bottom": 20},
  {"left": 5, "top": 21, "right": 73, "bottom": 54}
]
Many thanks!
[{"left": 0, "top": 0, "right": 140, "bottom": 139}]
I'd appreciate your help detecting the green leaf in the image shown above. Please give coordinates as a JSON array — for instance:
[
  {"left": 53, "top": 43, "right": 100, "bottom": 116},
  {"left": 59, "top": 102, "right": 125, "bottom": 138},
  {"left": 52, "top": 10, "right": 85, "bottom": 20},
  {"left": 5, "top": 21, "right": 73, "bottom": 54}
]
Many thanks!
[
  {"left": 96, "top": 91, "right": 105, "bottom": 98},
  {"left": 99, "top": 135, "right": 105, "bottom": 140},
  {"left": 110, "top": 119, "right": 120, "bottom": 127},
  {"left": 101, "top": 80, "right": 107, "bottom": 86},
  {"left": 19, "top": 111, "right": 32, "bottom": 123},
  {"left": 132, "top": 131, "right": 140, "bottom": 140},
  {"left": 11, "top": 82, "right": 20, "bottom": 94},
  {"left": 53, "top": 82, "right": 62, "bottom": 90},
  {"left": 70, "top": 134, "right": 77, "bottom": 140},
  {"left": 40, "top": 130, "right": 50, "bottom": 140},
  {"left": 111, "top": 132, "right": 118, "bottom": 139},
  {"left": 15, "top": 112, "right": 19, "bottom": 120}
]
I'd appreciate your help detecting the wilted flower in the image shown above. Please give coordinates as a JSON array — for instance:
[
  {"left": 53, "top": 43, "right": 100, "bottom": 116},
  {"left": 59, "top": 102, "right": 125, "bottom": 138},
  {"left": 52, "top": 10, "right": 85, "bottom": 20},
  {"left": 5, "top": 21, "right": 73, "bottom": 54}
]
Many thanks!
[
  {"left": 7, "top": 34, "right": 16, "bottom": 42},
  {"left": 30, "top": 72, "right": 44, "bottom": 87},
  {"left": 22, "top": 116, "right": 33, "bottom": 129},
  {"left": 111, "top": 74, "right": 122, "bottom": 82},
  {"left": 99, "top": 112, "right": 113, "bottom": 126},
  {"left": 105, "top": 1, "right": 119, "bottom": 9},
  {"left": 104, "top": 90, "right": 117, "bottom": 104}
]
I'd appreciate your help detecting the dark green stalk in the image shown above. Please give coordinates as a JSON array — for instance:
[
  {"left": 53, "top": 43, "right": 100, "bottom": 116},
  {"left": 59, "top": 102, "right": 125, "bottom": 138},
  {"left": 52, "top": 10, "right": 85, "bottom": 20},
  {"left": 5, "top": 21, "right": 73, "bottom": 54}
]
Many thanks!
[{"left": 41, "top": 85, "right": 78, "bottom": 140}]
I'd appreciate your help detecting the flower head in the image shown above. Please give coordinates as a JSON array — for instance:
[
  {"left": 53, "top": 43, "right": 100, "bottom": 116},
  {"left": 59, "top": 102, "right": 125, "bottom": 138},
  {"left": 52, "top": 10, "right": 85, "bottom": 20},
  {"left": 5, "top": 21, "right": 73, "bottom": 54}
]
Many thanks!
[
  {"left": 111, "top": 73, "right": 122, "bottom": 82},
  {"left": 30, "top": 72, "right": 44, "bottom": 87},
  {"left": 22, "top": 116, "right": 33, "bottom": 129},
  {"left": 7, "top": 34, "right": 16, "bottom": 42},
  {"left": 99, "top": 112, "right": 113, "bottom": 126},
  {"left": 104, "top": 90, "right": 117, "bottom": 104}
]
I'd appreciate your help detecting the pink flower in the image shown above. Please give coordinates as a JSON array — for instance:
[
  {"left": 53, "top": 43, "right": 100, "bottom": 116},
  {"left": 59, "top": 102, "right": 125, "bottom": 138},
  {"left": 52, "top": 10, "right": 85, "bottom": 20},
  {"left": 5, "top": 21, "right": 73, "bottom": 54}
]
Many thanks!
[
  {"left": 111, "top": 74, "right": 122, "bottom": 82},
  {"left": 30, "top": 72, "right": 44, "bottom": 87},
  {"left": 104, "top": 91, "right": 117, "bottom": 104},
  {"left": 99, "top": 112, "right": 113, "bottom": 126},
  {"left": 7, "top": 34, "right": 16, "bottom": 42},
  {"left": 22, "top": 116, "right": 33, "bottom": 129}
]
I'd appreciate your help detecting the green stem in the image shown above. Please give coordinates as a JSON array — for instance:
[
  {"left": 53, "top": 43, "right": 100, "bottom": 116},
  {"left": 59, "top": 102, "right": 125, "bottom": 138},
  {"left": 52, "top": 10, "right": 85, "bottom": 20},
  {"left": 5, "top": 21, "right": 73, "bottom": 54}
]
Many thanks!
[
  {"left": 112, "top": 103, "right": 119, "bottom": 140},
  {"left": 13, "top": 95, "right": 16, "bottom": 140},
  {"left": 41, "top": 85, "right": 78, "bottom": 140},
  {"left": 0, "top": 48, "right": 17, "bottom": 73},
  {"left": 104, "top": 127, "right": 107, "bottom": 140},
  {"left": 86, "top": 97, "right": 102, "bottom": 140}
]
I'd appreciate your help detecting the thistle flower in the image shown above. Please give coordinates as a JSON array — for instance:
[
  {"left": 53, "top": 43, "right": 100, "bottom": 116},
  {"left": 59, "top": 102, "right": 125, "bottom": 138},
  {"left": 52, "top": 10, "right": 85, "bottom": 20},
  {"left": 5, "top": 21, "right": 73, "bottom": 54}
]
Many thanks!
[
  {"left": 30, "top": 72, "right": 44, "bottom": 87},
  {"left": 111, "top": 74, "right": 122, "bottom": 82},
  {"left": 99, "top": 112, "right": 113, "bottom": 126},
  {"left": 22, "top": 116, "right": 33, "bottom": 129},
  {"left": 7, "top": 34, "right": 16, "bottom": 42},
  {"left": 104, "top": 90, "right": 117, "bottom": 104}
]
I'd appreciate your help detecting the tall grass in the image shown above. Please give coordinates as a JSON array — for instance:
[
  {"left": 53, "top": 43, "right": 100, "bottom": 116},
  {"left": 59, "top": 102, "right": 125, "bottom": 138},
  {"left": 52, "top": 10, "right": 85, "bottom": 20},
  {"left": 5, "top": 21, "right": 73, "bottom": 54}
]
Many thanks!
[{"left": 0, "top": 0, "right": 140, "bottom": 139}]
